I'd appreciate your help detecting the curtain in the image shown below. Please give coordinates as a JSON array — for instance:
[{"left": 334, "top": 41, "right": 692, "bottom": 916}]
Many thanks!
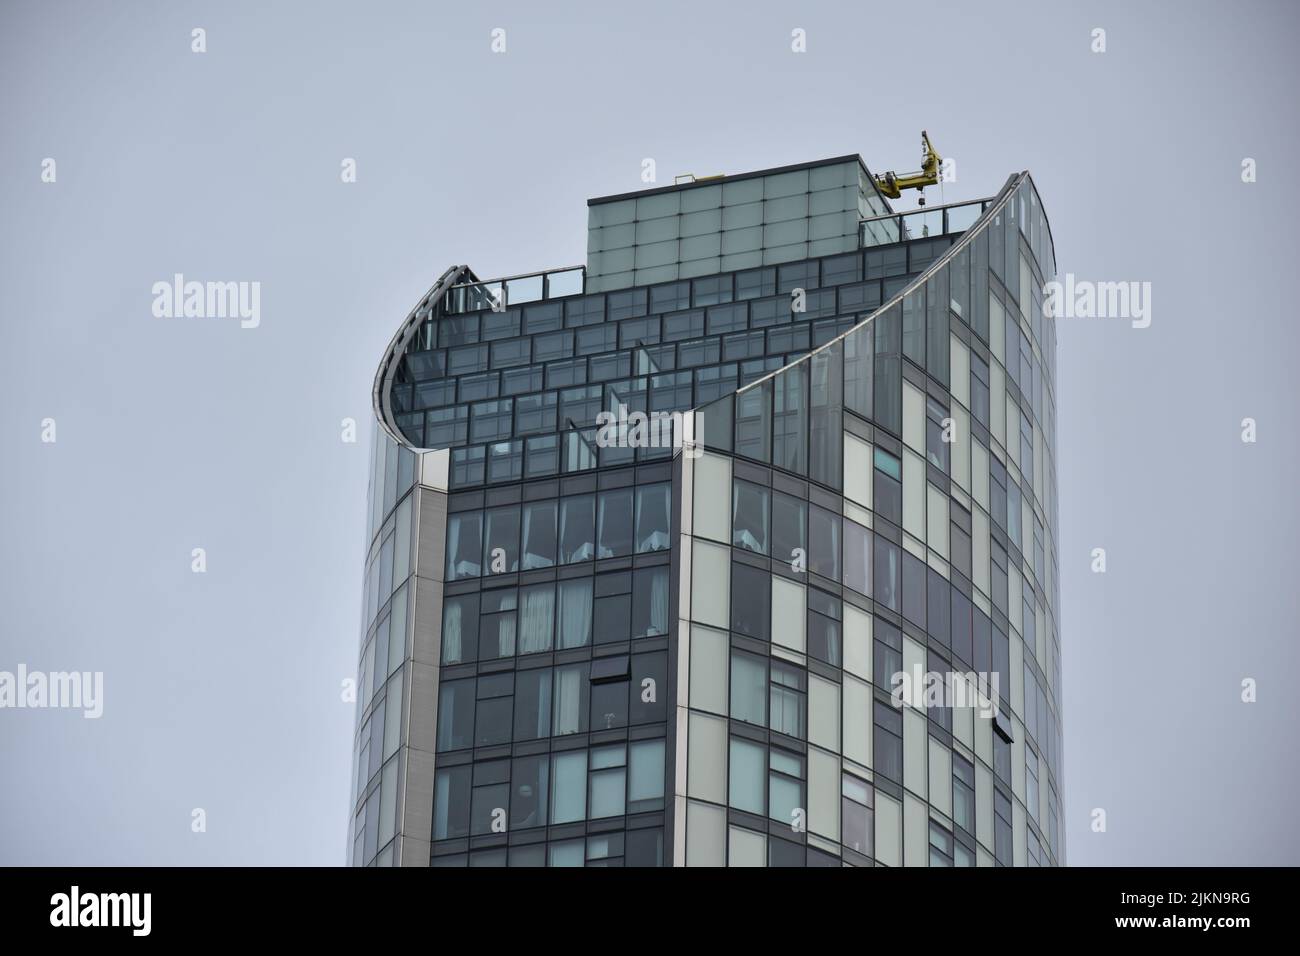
[
  {"left": 519, "top": 503, "right": 534, "bottom": 569},
  {"left": 649, "top": 567, "right": 669, "bottom": 637},
  {"left": 518, "top": 586, "right": 554, "bottom": 654},
  {"left": 443, "top": 601, "right": 463, "bottom": 663},
  {"left": 447, "top": 515, "right": 462, "bottom": 578},
  {"left": 597, "top": 493, "right": 611, "bottom": 558},
  {"left": 494, "top": 614, "right": 516, "bottom": 658},
  {"left": 637, "top": 486, "right": 671, "bottom": 552},
  {"left": 552, "top": 665, "right": 584, "bottom": 736},
  {"left": 557, "top": 579, "right": 592, "bottom": 648}
]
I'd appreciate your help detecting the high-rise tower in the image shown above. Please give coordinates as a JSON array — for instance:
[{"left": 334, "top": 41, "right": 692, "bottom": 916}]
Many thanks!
[{"left": 349, "top": 155, "right": 1062, "bottom": 867}]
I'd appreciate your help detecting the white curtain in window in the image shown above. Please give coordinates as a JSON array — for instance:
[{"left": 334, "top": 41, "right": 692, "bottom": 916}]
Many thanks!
[
  {"left": 443, "top": 602, "right": 463, "bottom": 663},
  {"left": 552, "top": 665, "right": 584, "bottom": 735},
  {"left": 557, "top": 579, "right": 592, "bottom": 648},
  {"left": 518, "top": 587, "right": 554, "bottom": 653},
  {"left": 493, "top": 615, "right": 516, "bottom": 658},
  {"left": 649, "top": 568, "right": 669, "bottom": 636}
]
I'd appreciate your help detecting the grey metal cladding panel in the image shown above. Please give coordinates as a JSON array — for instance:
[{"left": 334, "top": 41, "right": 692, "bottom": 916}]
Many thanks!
[
  {"left": 415, "top": 486, "right": 448, "bottom": 583},
  {"left": 407, "top": 659, "right": 441, "bottom": 755},
  {"left": 401, "top": 746, "right": 438, "bottom": 850}
]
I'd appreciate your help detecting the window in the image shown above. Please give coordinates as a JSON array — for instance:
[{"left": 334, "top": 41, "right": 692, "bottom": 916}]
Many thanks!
[
  {"left": 731, "top": 651, "right": 767, "bottom": 726},
  {"left": 630, "top": 651, "right": 667, "bottom": 724},
  {"left": 843, "top": 518, "right": 871, "bottom": 598},
  {"left": 768, "top": 749, "right": 805, "bottom": 827},
  {"left": 597, "top": 488, "right": 634, "bottom": 558},
  {"left": 807, "top": 588, "right": 841, "bottom": 667},
  {"left": 474, "top": 674, "right": 513, "bottom": 747},
  {"left": 769, "top": 661, "right": 806, "bottom": 739},
  {"left": 730, "top": 563, "right": 770, "bottom": 641},
  {"left": 772, "top": 364, "right": 808, "bottom": 473},
  {"left": 556, "top": 578, "right": 593, "bottom": 648},
  {"left": 994, "top": 789, "right": 1012, "bottom": 866},
  {"left": 483, "top": 506, "right": 520, "bottom": 575},
  {"left": 808, "top": 505, "right": 841, "bottom": 581},
  {"left": 447, "top": 512, "right": 483, "bottom": 579},
  {"left": 874, "top": 619, "right": 902, "bottom": 694},
  {"left": 552, "top": 663, "right": 589, "bottom": 736},
  {"left": 971, "top": 352, "right": 990, "bottom": 427},
  {"left": 953, "top": 754, "right": 975, "bottom": 835},
  {"left": 632, "top": 565, "right": 669, "bottom": 638},
  {"left": 480, "top": 588, "right": 517, "bottom": 660},
  {"left": 994, "top": 730, "right": 1011, "bottom": 787},
  {"left": 590, "top": 657, "right": 630, "bottom": 731},
  {"left": 511, "top": 754, "right": 548, "bottom": 829},
  {"left": 433, "top": 766, "right": 470, "bottom": 839},
  {"left": 873, "top": 536, "right": 900, "bottom": 612},
  {"left": 628, "top": 739, "right": 666, "bottom": 811},
  {"left": 728, "top": 737, "right": 765, "bottom": 815},
  {"left": 928, "top": 822, "right": 954, "bottom": 867},
  {"left": 873, "top": 449, "right": 901, "bottom": 525},
  {"left": 520, "top": 500, "right": 557, "bottom": 569},
  {"left": 902, "top": 551, "right": 926, "bottom": 629},
  {"left": 518, "top": 583, "right": 554, "bottom": 654},
  {"left": 634, "top": 484, "right": 671, "bottom": 552},
  {"left": 926, "top": 397, "right": 950, "bottom": 473},
  {"left": 551, "top": 751, "right": 588, "bottom": 824},
  {"left": 873, "top": 700, "right": 903, "bottom": 782},
  {"left": 1026, "top": 747, "right": 1040, "bottom": 823},
  {"left": 771, "top": 491, "right": 806, "bottom": 568},
  {"left": 559, "top": 495, "right": 595, "bottom": 563},
  {"left": 436, "top": 679, "right": 474, "bottom": 751},
  {"left": 588, "top": 745, "right": 627, "bottom": 819},
  {"left": 441, "top": 593, "right": 479, "bottom": 664},
  {"left": 513, "top": 667, "right": 551, "bottom": 741},
  {"left": 732, "top": 480, "right": 770, "bottom": 554},
  {"left": 594, "top": 572, "right": 632, "bottom": 644},
  {"left": 841, "top": 774, "right": 873, "bottom": 856},
  {"left": 470, "top": 762, "right": 510, "bottom": 836}
]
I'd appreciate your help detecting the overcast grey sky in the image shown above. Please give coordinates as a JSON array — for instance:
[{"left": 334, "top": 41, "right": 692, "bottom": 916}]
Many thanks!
[{"left": 1, "top": 0, "right": 1297, "bottom": 865}]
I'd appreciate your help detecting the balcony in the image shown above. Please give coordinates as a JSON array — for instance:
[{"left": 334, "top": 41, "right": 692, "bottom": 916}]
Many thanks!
[
  {"left": 859, "top": 197, "right": 992, "bottom": 247},
  {"left": 443, "top": 265, "right": 585, "bottom": 315}
]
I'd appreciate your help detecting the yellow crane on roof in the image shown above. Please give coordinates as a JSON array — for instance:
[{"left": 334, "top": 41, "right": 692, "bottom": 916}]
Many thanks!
[{"left": 873, "top": 130, "right": 942, "bottom": 205}]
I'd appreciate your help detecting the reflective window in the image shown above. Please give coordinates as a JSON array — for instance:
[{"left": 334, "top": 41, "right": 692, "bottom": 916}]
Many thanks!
[
  {"left": 559, "top": 495, "right": 595, "bottom": 563},
  {"left": 597, "top": 488, "right": 634, "bottom": 558},
  {"left": 520, "top": 500, "right": 557, "bottom": 569},
  {"left": 447, "top": 512, "right": 483, "bottom": 579},
  {"left": 732, "top": 480, "right": 770, "bottom": 554},
  {"left": 634, "top": 484, "right": 671, "bottom": 552}
]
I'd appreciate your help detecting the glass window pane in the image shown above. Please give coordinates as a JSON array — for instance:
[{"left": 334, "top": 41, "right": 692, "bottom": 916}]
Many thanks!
[
  {"left": 629, "top": 739, "right": 666, "bottom": 809},
  {"left": 632, "top": 566, "right": 670, "bottom": 638},
  {"left": 513, "top": 667, "right": 551, "bottom": 741},
  {"left": 634, "top": 484, "right": 671, "bottom": 552},
  {"left": 441, "top": 593, "right": 479, "bottom": 664},
  {"left": 518, "top": 583, "right": 555, "bottom": 654},
  {"left": 728, "top": 738, "right": 765, "bottom": 815},
  {"left": 732, "top": 480, "right": 770, "bottom": 554},
  {"left": 511, "top": 754, "right": 548, "bottom": 829},
  {"left": 483, "top": 506, "right": 520, "bottom": 574},
  {"left": 559, "top": 495, "right": 595, "bottom": 563},
  {"left": 597, "top": 488, "right": 634, "bottom": 558},
  {"left": 447, "top": 512, "right": 483, "bottom": 579},
  {"left": 557, "top": 578, "right": 593, "bottom": 648},
  {"left": 730, "top": 652, "right": 767, "bottom": 726},
  {"left": 520, "top": 500, "right": 557, "bottom": 569},
  {"left": 552, "top": 663, "right": 590, "bottom": 736},
  {"left": 551, "top": 751, "right": 588, "bottom": 824}
]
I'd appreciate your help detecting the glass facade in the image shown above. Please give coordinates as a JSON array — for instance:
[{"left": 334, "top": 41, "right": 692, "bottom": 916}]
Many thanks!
[{"left": 356, "top": 157, "right": 1061, "bottom": 867}]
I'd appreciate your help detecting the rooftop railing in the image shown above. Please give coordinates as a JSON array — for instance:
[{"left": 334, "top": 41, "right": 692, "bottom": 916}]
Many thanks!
[
  {"left": 859, "top": 196, "right": 993, "bottom": 247},
  {"left": 443, "top": 265, "right": 585, "bottom": 315}
]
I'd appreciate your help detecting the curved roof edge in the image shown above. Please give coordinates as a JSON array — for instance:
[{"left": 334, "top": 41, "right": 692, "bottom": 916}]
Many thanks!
[
  {"left": 371, "top": 264, "right": 475, "bottom": 450},
  {"left": 732, "top": 170, "right": 1032, "bottom": 400}
]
